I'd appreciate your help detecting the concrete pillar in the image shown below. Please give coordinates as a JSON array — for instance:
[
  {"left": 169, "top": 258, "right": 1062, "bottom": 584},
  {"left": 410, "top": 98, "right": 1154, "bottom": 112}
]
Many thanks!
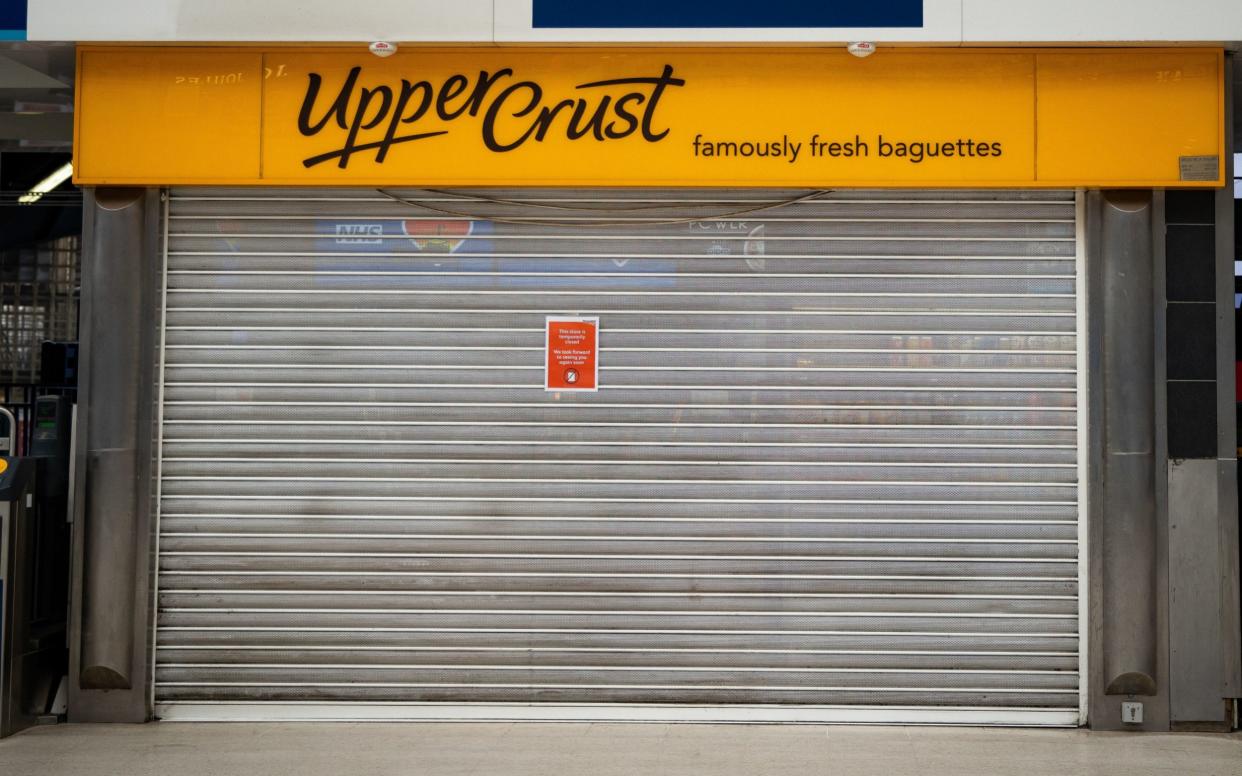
[
  {"left": 68, "top": 188, "right": 161, "bottom": 722},
  {"left": 1088, "top": 190, "right": 1168, "bottom": 730},
  {"left": 1100, "top": 192, "right": 1159, "bottom": 696}
]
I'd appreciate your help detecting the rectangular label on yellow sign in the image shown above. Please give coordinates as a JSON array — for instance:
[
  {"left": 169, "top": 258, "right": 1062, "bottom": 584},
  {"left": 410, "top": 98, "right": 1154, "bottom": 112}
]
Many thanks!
[{"left": 73, "top": 47, "right": 1225, "bottom": 187}]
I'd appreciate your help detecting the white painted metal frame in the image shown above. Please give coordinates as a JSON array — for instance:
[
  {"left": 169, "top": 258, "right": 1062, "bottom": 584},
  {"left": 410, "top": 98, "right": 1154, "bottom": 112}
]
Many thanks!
[
  {"left": 148, "top": 192, "right": 172, "bottom": 713},
  {"left": 1074, "top": 190, "right": 1089, "bottom": 727}
]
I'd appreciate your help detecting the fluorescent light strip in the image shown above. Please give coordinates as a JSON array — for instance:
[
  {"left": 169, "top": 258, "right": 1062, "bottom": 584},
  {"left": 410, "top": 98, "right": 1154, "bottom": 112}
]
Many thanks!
[{"left": 18, "top": 162, "right": 73, "bottom": 204}]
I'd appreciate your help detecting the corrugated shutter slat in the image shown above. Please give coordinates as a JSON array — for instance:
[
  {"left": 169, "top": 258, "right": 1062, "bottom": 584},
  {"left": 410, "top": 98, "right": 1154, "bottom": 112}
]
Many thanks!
[{"left": 154, "top": 188, "right": 1080, "bottom": 722}]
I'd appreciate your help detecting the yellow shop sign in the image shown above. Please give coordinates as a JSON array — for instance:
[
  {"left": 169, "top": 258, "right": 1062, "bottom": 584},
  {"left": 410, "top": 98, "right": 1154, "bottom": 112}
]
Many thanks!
[{"left": 74, "top": 47, "right": 1226, "bottom": 188}]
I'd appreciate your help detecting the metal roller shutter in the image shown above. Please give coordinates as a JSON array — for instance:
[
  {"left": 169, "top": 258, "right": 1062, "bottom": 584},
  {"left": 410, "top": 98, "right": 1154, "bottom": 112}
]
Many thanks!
[{"left": 153, "top": 188, "right": 1084, "bottom": 725}]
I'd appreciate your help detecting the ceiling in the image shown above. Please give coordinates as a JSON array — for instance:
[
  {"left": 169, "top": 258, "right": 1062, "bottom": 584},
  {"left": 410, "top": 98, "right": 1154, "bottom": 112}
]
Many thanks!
[{"left": 0, "top": 42, "right": 73, "bottom": 151}]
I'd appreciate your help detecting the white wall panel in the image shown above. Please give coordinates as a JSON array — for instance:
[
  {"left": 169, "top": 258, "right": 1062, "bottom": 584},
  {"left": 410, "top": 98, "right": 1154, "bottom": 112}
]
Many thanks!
[
  {"left": 173, "top": 0, "right": 492, "bottom": 42},
  {"left": 962, "top": 0, "right": 1242, "bottom": 42},
  {"left": 29, "top": 0, "right": 493, "bottom": 42},
  {"left": 29, "top": 0, "right": 174, "bottom": 40}
]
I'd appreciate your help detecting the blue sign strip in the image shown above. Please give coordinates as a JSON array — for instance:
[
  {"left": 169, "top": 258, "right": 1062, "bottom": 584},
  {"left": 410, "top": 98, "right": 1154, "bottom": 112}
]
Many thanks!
[
  {"left": 0, "top": 0, "right": 25, "bottom": 39},
  {"left": 533, "top": 0, "right": 923, "bottom": 29}
]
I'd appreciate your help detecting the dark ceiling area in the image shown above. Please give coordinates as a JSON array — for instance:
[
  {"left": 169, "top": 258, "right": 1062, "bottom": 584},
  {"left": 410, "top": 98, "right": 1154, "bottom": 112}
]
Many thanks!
[
  {"left": 0, "top": 149, "right": 78, "bottom": 249},
  {"left": 0, "top": 42, "right": 78, "bottom": 250}
]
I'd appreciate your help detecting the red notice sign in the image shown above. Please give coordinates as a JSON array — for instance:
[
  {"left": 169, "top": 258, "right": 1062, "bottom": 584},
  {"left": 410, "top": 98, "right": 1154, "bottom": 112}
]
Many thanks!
[{"left": 545, "top": 316, "right": 599, "bottom": 392}]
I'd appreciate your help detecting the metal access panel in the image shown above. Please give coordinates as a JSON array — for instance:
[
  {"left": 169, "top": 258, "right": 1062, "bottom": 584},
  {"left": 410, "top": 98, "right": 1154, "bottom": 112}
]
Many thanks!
[{"left": 152, "top": 188, "right": 1085, "bottom": 725}]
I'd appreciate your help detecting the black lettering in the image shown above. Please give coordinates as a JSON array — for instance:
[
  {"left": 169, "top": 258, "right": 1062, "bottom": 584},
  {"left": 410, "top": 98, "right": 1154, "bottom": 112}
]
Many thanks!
[
  {"left": 576, "top": 64, "right": 685, "bottom": 142},
  {"left": 302, "top": 130, "right": 448, "bottom": 169},
  {"left": 436, "top": 74, "right": 471, "bottom": 120},
  {"left": 376, "top": 80, "right": 433, "bottom": 162},
  {"left": 326, "top": 85, "right": 394, "bottom": 168},
  {"left": 298, "top": 68, "right": 360, "bottom": 135},
  {"left": 301, "top": 78, "right": 446, "bottom": 169},
  {"left": 532, "top": 98, "right": 578, "bottom": 141},
  {"left": 465, "top": 69, "right": 514, "bottom": 116},
  {"left": 568, "top": 96, "right": 612, "bottom": 141},
  {"left": 482, "top": 81, "right": 544, "bottom": 152},
  {"left": 299, "top": 64, "right": 684, "bottom": 168},
  {"left": 640, "top": 65, "right": 682, "bottom": 142},
  {"left": 606, "top": 93, "right": 644, "bottom": 139}
]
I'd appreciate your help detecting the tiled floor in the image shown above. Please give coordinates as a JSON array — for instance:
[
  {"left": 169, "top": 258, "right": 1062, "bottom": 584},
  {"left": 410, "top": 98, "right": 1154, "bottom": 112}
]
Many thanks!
[{"left": 1, "top": 722, "right": 1240, "bottom": 776}]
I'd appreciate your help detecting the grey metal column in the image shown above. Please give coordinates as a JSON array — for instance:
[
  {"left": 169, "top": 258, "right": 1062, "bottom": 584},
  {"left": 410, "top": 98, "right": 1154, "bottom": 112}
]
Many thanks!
[
  {"left": 67, "top": 188, "right": 162, "bottom": 722},
  {"left": 1164, "top": 54, "right": 1239, "bottom": 729},
  {"left": 1217, "top": 54, "right": 1241, "bottom": 718},
  {"left": 1088, "top": 190, "right": 1168, "bottom": 730}
]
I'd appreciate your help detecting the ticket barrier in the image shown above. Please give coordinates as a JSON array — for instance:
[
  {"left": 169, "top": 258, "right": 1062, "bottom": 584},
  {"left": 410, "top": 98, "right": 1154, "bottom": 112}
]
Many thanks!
[
  {"left": 0, "top": 455, "right": 40, "bottom": 738},
  {"left": 0, "top": 400, "right": 71, "bottom": 738}
]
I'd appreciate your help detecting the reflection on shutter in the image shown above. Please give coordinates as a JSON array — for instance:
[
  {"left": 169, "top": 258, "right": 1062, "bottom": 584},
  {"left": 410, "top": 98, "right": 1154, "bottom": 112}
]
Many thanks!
[{"left": 154, "top": 188, "right": 1081, "bottom": 724}]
